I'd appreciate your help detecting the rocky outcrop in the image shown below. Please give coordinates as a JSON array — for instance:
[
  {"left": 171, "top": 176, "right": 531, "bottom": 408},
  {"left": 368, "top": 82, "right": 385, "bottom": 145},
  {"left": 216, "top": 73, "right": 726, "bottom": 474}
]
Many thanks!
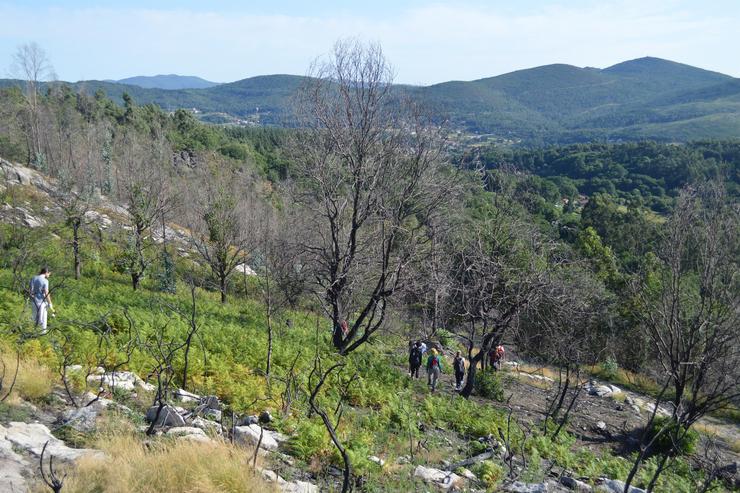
[
  {"left": 0, "top": 428, "right": 29, "bottom": 493},
  {"left": 146, "top": 404, "right": 187, "bottom": 427},
  {"left": 1, "top": 422, "right": 102, "bottom": 462},
  {"left": 596, "top": 479, "right": 645, "bottom": 493}
]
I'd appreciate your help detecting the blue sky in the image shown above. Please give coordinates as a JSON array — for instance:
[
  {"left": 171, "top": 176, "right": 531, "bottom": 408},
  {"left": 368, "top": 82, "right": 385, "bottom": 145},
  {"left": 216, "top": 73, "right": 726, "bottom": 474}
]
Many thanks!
[{"left": 1, "top": 1, "right": 738, "bottom": 84}]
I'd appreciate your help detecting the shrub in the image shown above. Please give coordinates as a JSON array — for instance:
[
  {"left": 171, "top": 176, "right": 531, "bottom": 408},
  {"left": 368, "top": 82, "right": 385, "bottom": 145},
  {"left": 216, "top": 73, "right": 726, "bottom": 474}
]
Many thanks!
[
  {"left": 474, "top": 370, "right": 505, "bottom": 401},
  {"left": 473, "top": 461, "right": 505, "bottom": 489},
  {"left": 646, "top": 416, "right": 699, "bottom": 457},
  {"left": 599, "top": 356, "right": 619, "bottom": 380},
  {"left": 436, "top": 329, "right": 454, "bottom": 348},
  {"left": 287, "top": 419, "right": 331, "bottom": 462}
]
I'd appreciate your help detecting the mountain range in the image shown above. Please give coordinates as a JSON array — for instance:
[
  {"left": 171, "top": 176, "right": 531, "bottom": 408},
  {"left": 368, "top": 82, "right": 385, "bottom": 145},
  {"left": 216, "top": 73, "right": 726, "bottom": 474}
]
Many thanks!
[{"left": 3, "top": 57, "right": 739, "bottom": 144}]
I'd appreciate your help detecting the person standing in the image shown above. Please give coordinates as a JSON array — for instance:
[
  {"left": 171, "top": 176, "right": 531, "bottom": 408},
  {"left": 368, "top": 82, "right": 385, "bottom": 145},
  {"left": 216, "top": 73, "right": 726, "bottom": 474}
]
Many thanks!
[
  {"left": 409, "top": 341, "right": 423, "bottom": 378},
  {"left": 453, "top": 351, "right": 466, "bottom": 391},
  {"left": 426, "top": 349, "right": 443, "bottom": 392},
  {"left": 29, "top": 267, "right": 53, "bottom": 332}
]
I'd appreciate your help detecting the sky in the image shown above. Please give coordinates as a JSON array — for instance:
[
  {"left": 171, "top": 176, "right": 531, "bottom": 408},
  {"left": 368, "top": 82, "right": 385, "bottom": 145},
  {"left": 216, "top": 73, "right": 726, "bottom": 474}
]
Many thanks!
[{"left": 1, "top": 0, "right": 739, "bottom": 85}]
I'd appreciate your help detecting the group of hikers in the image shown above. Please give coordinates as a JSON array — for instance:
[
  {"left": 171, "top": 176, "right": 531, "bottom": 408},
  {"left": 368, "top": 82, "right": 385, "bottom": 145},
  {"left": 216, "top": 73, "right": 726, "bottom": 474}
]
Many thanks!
[{"left": 408, "top": 339, "right": 506, "bottom": 393}]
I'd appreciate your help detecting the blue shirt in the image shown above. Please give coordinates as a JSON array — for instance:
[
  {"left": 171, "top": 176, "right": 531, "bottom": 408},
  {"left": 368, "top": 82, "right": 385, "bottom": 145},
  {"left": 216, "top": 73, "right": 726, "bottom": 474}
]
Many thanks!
[{"left": 30, "top": 275, "right": 49, "bottom": 301}]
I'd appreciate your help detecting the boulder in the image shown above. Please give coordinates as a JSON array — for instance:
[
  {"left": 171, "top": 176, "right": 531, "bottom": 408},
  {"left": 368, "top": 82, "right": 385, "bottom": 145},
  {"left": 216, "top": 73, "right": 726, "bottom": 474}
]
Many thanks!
[
  {"left": 413, "top": 465, "right": 464, "bottom": 490},
  {"left": 234, "top": 424, "right": 286, "bottom": 451},
  {"left": 280, "top": 480, "right": 318, "bottom": 493},
  {"left": 560, "top": 476, "right": 593, "bottom": 492},
  {"left": 174, "top": 388, "right": 201, "bottom": 403},
  {"left": 458, "top": 468, "right": 477, "bottom": 481},
  {"left": 146, "top": 405, "right": 187, "bottom": 427},
  {"left": 596, "top": 479, "right": 645, "bottom": 493},
  {"left": 200, "top": 395, "right": 221, "bottom": 410},
  {"left": 190, "top": 417, "right": 222, "bottom": 435},
  {"left": 87, "top": 371, "right": 153, "bottom": 393},
  {"left": 166, "top": 427, "right": 211, "bottom": 443},
  {"left": 237, "top": 415, "right": 260, "bottom": 426},
  {"left": 204, "top": 409, "right": 222, "bottom": 422},
  {"left": 1, "top": 422, "right": 102, "bottom": 462},
  {"left": 502, "top": 482, "right": 549, "bottom": 493}
]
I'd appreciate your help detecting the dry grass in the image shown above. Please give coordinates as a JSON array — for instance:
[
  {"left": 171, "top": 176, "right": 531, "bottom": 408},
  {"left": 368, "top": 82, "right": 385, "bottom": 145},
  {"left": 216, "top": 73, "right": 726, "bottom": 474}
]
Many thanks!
[
  {"left": 0, "top": 350, "right": 55, "bottom": 402},
  {"left": 47, "top": 424, "right": 277, "bottom": 493}
]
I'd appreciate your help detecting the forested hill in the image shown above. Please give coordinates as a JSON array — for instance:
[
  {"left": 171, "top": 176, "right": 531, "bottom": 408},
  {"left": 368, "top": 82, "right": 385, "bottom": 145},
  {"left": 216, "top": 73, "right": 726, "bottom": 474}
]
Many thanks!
[{"left": 2, "top": 56, "right": 740, "bottom": 143}]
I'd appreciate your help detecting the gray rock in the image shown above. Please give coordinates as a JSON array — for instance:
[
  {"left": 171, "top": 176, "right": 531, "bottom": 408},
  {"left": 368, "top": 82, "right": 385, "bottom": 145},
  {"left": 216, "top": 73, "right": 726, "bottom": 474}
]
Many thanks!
[
  {"left": 596, "top": 479, "right": 645, "bottom": 493},
  {"left": 237, "top": 415, "right": 260, "bottom": 426},
  {"left": 503, "top": 481, "right": 549, "bottom": 493},
  {"left": 204, "top": 409, "right": 222, "bottom": 422},
  {"left": 200, "top": 395, "right": 221, "bottom": 410},
  {"left": 458, "top": 468, "right": 477, "bottom": 481},
  {"left": 0, "top": 428, "right": 29, "bottom": 493},
  {"left": 1, "top": 422, "right": 102, "bottom": 462},
  {"left": 234, "top": 424, "right": 283, "bottom": 451},
  {"left": 146, "top": 404, "right": 187, "bottom": 427},
  {"left": 280, "top": 480, "right": 318, "bottom": 493},
  {"left": 413, "top": 465, "right": 464, "bottom": 490},
  {"left": 190, "top": 416, "right": 222, "bottom": 435},
  {"left": 595, "top": 421, "right": 607, "bottom": 432},
  {"left": 174, "top": 388, "right": 201, "bottom": 403},
  {"left": 560, "top": 476, "right": 593, "bottom": 492}
]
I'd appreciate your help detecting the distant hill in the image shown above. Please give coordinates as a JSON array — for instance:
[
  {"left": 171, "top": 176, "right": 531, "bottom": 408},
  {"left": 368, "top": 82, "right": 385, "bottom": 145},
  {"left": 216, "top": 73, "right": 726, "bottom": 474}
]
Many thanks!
[
  {"left": 116, "top": 74, "right": 220, "bottom": 90},
  {"left": 2, "top": 57, "right": 738, "bottom": 143}
]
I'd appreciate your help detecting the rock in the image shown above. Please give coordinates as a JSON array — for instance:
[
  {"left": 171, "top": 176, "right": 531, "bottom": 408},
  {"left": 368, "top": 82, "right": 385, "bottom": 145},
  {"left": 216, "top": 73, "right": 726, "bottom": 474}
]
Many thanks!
[
  {"left": 259, "top": 410, "right": 273, "bottom": 423},
  {"left": 413, "top": 465, "right": 464, "bottom": 490},
  {"left": 280, "top": 480, "right": 318, "bottom": 493},
  {"left": 560, "top": 476, "right": 593, "bottom": 492},
  {"left": 596, "top": 479, "right": 645, "bottom": 493},
  {"left": 200, "top": 395, "right": 221, "bottom": 410},
  {"left": 1, "top": 422, "right": 102, "bottom": 462},
  {"left": 146, "top": 405, "right": 187, "bottom": 427},
  {"left": 368, "top": 455, "right": 385, "bottom": 466},
  {"left": 234, "top": 424, "right": 284, "bottom": 451},
  {"left": 86, "top": 371, "right": 153, "bottom": 393},
  {"left": 0, "top": 427, "right": 29, "bottom": 493},
  {"left": 595, "top": 421, "right": 607, "bottom": 432},
  {"left": 190, "top": 417, "right": 222, "bottom": 435},
  {"left": 458, "top": 468, "right": 477, "bottom": 481},
  {"left": 62, "top": 404, "right": 104, "bottom": 432},
  {"left": 83, "top": 210, "right": 113, "bottom": 229},
  {"left": 397, "top": 455, "right": 411, "bottom": 464},
  {"left": 717, "top": 461, "right": 739, "bottom": 488},
  {"left": 166, "top": 427, "right": 211, "bottom": 443},
  {"left": 237, "top": 415, "right": 260, "bottom": 426},
  {"left": 174, "top": 388, "right": 201, "bottom": 403},
  {"left": 502, "top": 482, "right": 549, "bottom": 493},
  {"left": 204, "top": 409, "right": 222, "bottom": 421}
]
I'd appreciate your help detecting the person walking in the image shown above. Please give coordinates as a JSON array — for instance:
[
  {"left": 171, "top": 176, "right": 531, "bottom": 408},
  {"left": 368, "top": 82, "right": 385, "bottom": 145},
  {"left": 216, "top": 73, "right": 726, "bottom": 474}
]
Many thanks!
[
  {"left": 453, "top": 351, "right": 466, "bottom": 391},
  {"left": 409, "top": 341, "right": 423, "bottom": 378},
  {"left": 491, "top": 345, "right": 505, "bottom": 371},
  {"left": 29, "top": 267, "right": 53, "bottom": 332},
  {"left": 426, "top": 349, "right": 443, "bottom": 392}
]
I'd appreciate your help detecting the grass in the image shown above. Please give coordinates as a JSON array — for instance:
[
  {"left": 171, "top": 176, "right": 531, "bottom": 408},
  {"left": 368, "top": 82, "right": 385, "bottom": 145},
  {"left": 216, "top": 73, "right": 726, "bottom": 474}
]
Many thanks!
[
  {"left": 39, "top": 420, "right": 277, "bottom": 493},
  {"left": 0, "top": 346, "right": 55, "bottom": 402}
]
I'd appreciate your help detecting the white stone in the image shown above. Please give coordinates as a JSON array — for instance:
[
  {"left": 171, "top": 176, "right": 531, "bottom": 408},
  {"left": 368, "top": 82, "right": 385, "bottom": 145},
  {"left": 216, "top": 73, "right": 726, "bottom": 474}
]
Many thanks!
[
  {"left": 458, "top": 468, "right": 477, "bottom": 481},
  {"left": 413, "top": 465, "right": 464, "bottom": 490},
  {"left": 560, "top": 476, "right": 593, "bottom": 492},
  {"left": 190, "top": 417, "right": 222, "bottom": 435},
  {"left": 174, "top": 388, "right": 201, "bottom": 403},
  {"left": 235, "top": 263, "right": 257, "bottom": 276},
  {"left": 280, "top": 480, "right": 319, "bottom": 493},
  {"left": 166, "top": 427, "right": 206, "bottom": 438},
  {"left": 368, "top": 455, "right": 385, "bottom": 466},
  {"left": 234, "top": 424, "right": 281, "bottom": 451},
  {"left": 1, "top": 422, "right": 102, "bottom": 462},
  {"left": 146, "top": 405, "right": 187, "bottom": 427}
]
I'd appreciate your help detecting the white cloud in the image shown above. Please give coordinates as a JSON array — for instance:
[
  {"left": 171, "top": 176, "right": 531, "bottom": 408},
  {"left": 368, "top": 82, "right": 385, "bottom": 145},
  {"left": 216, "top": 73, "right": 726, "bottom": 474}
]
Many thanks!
[{"left": 0, "top": 1, "right": 737, "bottom": 83}]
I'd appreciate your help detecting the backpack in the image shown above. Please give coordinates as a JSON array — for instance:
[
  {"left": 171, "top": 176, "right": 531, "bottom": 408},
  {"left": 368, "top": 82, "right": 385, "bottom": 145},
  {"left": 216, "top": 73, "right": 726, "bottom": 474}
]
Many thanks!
[{"left": 431, "top": 356, "right": 440, "bottom": 369}]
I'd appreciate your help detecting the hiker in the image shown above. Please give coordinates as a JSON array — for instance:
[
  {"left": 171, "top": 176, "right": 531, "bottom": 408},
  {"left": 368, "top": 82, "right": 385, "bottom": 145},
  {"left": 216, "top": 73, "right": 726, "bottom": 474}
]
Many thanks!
[
  {"left": 426, "top": 349, "right": 443, "bottom": 392},
  {"left": 453, "top": 351, "right": 466, "bottom": 390},
  {"left": 419, "top": 341, "right": 428, "bottom": 355},
  {"left": 491, "top": 345, "right": 505, "bottom": 371},
  {"left": 29, "top": 267, "right": 53, "bottom": 332},
  {"left": 409, "top": 341, "right": 423, "bottom": 378}
]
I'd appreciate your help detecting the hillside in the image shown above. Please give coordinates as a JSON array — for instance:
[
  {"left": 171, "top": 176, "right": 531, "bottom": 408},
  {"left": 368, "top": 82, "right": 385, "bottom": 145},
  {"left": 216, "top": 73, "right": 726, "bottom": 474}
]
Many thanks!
[
  {"left": 1, "top": 159, "right": 738, "bottom": 493},
  {"left": 2, "top": 56, "right": 738, "bottom": 143},
  {"left": 116, "top": 74, "right": 221, "bottom": 90}
]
